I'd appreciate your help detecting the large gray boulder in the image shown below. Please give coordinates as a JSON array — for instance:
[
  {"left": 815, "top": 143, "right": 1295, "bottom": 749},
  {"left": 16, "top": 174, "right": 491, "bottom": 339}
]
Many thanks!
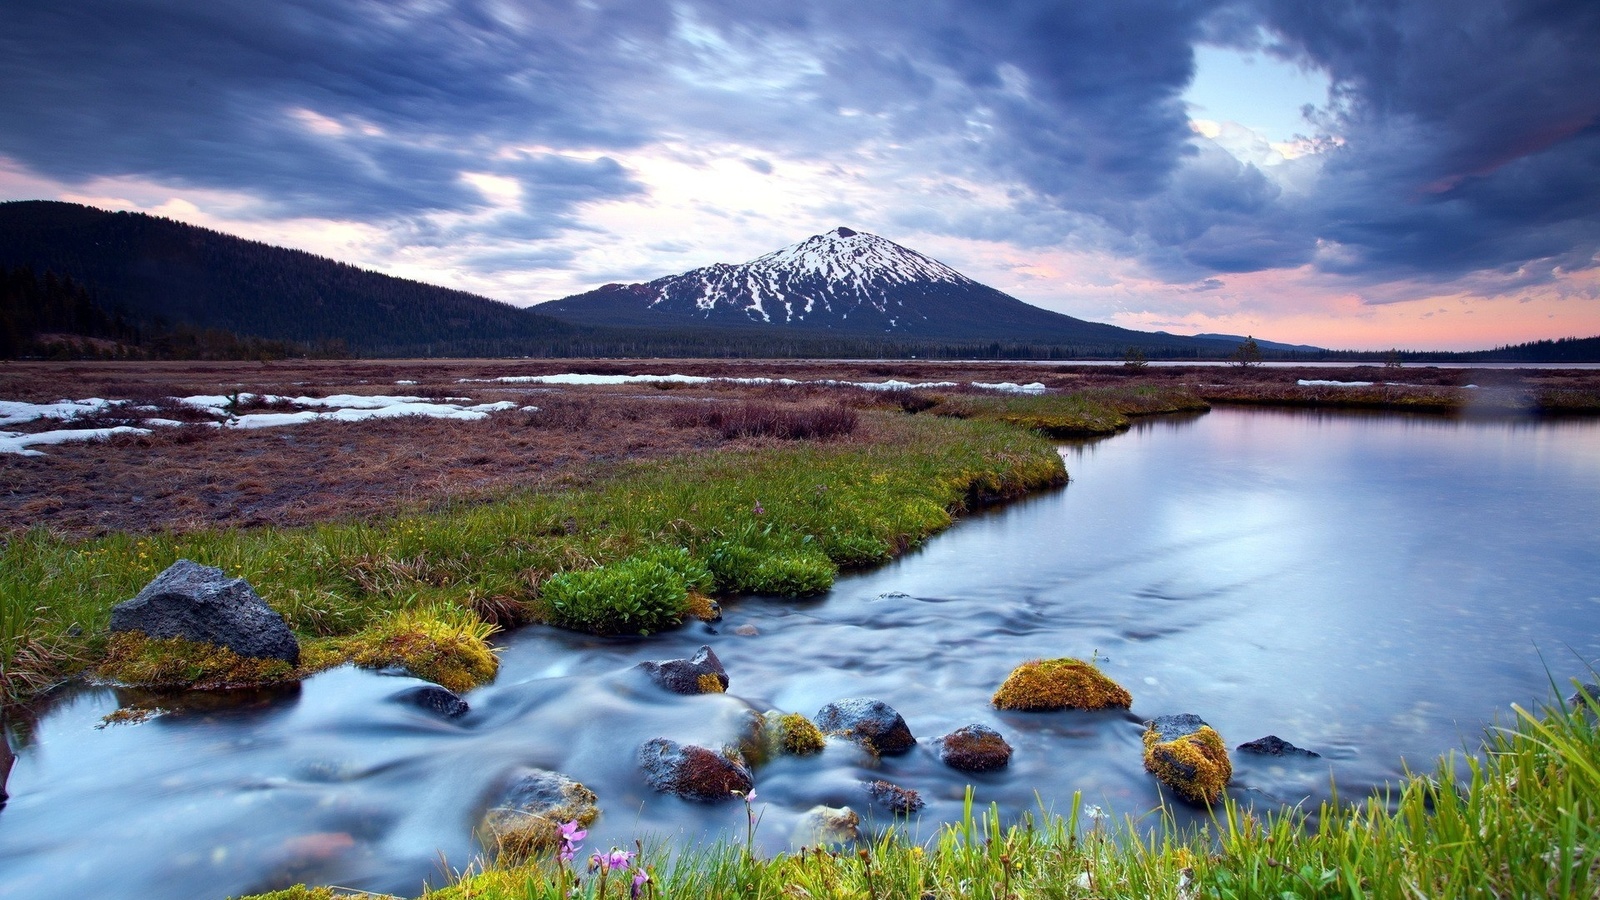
[{"left": 110, "top": 560, "right": 300, "bottom": 664}]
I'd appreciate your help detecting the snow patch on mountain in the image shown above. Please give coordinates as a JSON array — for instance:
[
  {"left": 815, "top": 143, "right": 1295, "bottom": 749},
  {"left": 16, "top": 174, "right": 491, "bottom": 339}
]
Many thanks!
[{"left": 643, "top": 227, "right": 973, "bottom": 326}]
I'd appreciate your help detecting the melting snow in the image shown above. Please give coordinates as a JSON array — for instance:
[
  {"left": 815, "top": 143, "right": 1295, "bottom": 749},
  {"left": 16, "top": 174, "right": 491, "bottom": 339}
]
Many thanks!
[
  {"left": 1, "top": 426, "right": 152, "bottom": 457},
  {"left": 1297, "top": 379, "right": 1374, "bottom": 387},
  {"left": 0, "top": 393, "right": 524, "bottom": 455},
  {"left": 470, "top": 374, "right": 1047, "bottom": 394},
  {"left": 0, "top": 398, "right": 114, "bottom": 426}
]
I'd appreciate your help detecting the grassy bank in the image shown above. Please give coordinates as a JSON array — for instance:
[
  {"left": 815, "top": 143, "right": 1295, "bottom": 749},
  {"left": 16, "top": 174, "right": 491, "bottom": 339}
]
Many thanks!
[
  {"left": 243, "top": 687, "right": 1600, "bottom": 900},
  {"left": 0, "top": 411, "right": 1064, "bottom": 704},
  {"left": 929, "top": 385, "right": 1211, "bottom": 436},
  {"left": 1195, "top": 381, "right": 1600, "bottom": 416}
]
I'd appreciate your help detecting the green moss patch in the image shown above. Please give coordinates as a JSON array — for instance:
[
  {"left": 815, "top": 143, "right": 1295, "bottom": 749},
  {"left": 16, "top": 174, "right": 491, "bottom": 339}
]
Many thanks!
[
  {"left": 96, "top": 632, "right": 300, "bottom": 691},
  {"left": 335, "top": 607, "right": 499, "bottom": 693}
]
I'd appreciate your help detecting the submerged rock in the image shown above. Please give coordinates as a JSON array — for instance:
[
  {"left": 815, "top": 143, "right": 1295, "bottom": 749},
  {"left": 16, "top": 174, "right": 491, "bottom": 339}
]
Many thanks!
[
  {"left": 1566, "top": 682, "right": 1600, "bottom": 709},
  {"left": 636, "top": 645, "right": 729, "bottom": 695},
  {"left": 481, "top": 768, "right": 599, "bottom": 862},
  {"left": 934, "top": 724, "right": 1014, "bottom": 772},
  {"left": 110, "top": 560, "right": 299, "bottom": 664},
  {"left": 637, "top": 738, "right": 753, "bottom": 802},
  {"left": 393, "top": 684, "right": 469, "bottom": 718},
  {"left": 815, "top": 698, "right": 915, "bottom": 755},
  {"left": 1236, "top": 735, "right": 1319, "bottom": 758},
  {"left": 864, "top": 779, "right": 924, "bottom": 815},
  {"left": 1142, "top": 714, "right": 1232, "bottom": 805},
  {"left": 791, "top": 805, "right": 861, "bottom": 848},
  {"left": 991, "top": 658, "right": 1130, "bottom": 711}
]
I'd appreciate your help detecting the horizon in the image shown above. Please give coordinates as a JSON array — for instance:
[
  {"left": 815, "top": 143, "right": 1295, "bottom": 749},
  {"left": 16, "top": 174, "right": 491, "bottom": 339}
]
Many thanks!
[{"left": 3, "top": 2, "right": 1597, "bottom": 352}]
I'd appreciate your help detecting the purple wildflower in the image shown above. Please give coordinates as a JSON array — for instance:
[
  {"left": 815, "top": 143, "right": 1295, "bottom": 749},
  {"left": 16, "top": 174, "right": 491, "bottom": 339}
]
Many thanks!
[
  {"left": 631, "top": 867, "right": 650, "bottom": 899},
  {"left": 557, "top": 820, "right": 586, "bottom": 863},
  {"left": 753, "top": 500, "right": 764, "bottom": 515}
]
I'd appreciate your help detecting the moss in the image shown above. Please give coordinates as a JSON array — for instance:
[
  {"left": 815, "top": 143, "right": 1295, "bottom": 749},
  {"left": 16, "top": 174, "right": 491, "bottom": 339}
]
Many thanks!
[
  {"left": 683, "top": 591, "right": 721, "bottom": 622},
  {"left": 97, "top": 705, "right": 164, "bottom": 728},
  {"left": 96, "top": 631, "right": 299, "bottom": 691},
  {"left": 227, "top": 886, "right": 361, "bottom": 900},
  {"left": 695, "top": 672, "right": 726, "bottom": 694},
  {"left": 991, "top": 658, "right": 1132, "bottom": 711},
  {"left": 338, "top": 607, "right": 499, "bottom": 693},
  {"left": 1142, "top": 724, "right": 1232, "bottom": 805},
  {"left": 775, "top": 711, "right": 826, "bottom": 755}
]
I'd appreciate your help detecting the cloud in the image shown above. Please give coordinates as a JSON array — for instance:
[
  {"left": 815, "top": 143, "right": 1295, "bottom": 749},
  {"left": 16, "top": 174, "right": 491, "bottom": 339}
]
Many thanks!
[{"left": 0, "top": 0, "right": 1595, "bottom": 340}]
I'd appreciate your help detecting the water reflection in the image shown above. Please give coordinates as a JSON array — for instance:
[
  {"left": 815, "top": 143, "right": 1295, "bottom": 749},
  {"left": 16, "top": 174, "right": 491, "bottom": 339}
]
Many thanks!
[{"left": 1, "top": 407, "right": 1597, "bottom": 899}]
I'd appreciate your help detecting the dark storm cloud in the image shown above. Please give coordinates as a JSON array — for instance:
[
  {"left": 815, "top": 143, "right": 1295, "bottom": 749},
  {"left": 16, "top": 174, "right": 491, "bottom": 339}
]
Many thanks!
[
  {"left": 1, "top": 0, "right": 1596, "bottom": 289},
  {"left": 1247, "top": 0, "right": 1600, "bottom": 285},
  {"left": 0, "top": 0, "right": 659, "bottom": 220}
]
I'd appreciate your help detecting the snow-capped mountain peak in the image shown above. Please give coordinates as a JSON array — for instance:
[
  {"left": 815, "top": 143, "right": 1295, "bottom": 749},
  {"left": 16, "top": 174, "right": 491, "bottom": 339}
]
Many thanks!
[
  {"left": 746, "top": 227, "right": 970, "bottom": 290},
  {"left": 538, "top": 226, "right": 1118, "bottom": 340}
]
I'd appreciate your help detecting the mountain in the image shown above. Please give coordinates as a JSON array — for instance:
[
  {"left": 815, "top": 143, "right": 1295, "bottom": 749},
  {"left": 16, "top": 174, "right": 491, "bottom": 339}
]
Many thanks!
[
  {"left": 0, "top": 200, "right": 579, "bottom": 356},
  {"left": 537, "top": 227, "right": 1249, "bottom": 354}
]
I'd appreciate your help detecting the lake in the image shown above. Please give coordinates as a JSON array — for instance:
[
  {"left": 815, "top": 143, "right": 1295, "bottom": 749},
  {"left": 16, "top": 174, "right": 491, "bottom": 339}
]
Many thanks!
[{"left": 2, "top": 406, "right": 1597, "bottom": 899}]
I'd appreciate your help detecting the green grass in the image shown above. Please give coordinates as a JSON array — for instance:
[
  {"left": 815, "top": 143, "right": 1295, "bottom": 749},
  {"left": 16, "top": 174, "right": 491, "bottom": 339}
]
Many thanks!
[
  {"left": 932, "top": 385, "right": 1210, "bottom": 437},
  {"left": 240, "top": 684, "right": 1600, "bottom": 899},
  {"left": 0, "top": 412, "right": 1065, "bottom": 703}
]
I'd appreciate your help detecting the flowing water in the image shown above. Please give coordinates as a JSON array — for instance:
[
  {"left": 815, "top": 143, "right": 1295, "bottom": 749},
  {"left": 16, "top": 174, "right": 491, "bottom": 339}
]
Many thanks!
[{"left": 3, "top": 407, "right": 1598, "bottom": 899}]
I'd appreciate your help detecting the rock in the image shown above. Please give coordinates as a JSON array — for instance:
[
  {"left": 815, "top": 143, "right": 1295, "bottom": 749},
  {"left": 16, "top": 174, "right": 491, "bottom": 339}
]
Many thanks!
[
  {"left": 1566, "top": 682, "right": 1600, "bottom": 709},
  {"left": 1236, "top": 735, "right": 1319, "bottom": 758},
  {"left": 815, "top": 698, "right": 915, "bottom": 755},
  {"left": 991, "top": 658, "right": 1130, "bottom": 711},
  {"left": 110, "top": 560, "right": 299, "bottom": 664},
  {"left": 864, "top": 779, "right": 924, "bottom": 815},
  {"left": 637, "top": 738, "right": 753, "bottom": 802},
  {"left": 934, "top": 724, "right": 1014, "bottom": 772},
  {"left": 790, "top": 805, "right": 860, "bottom": 847},
  {"left": 1142, "top": 714, "right": 1232, "bottom": 805},
  {"left": 636, "top": 645, "right": 729, "bottom": 695},
  {"left": 393, "top": 684, "right": 469, "bottom": 718},
  {"left": 481, "top": 768, "right": 599, "bottom": 862}
]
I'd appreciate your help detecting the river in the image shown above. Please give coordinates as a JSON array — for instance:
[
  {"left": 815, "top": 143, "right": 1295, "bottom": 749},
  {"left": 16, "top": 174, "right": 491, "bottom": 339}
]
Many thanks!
[{"left": 2, "top": 406, "right": 1597, "bottom": 898}]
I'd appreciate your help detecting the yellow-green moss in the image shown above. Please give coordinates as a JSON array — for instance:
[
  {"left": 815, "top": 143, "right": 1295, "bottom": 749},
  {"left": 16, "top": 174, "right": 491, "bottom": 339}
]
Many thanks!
[
  {"left": 991, "top": 658, "right": 1132, "bottom": 711},
  {"left": 96, "top": 632, "right": 300, "bottom": 691},
  {"left": 695, "top": 672, "right": 727, "bottom": 694},
  {"left": 337, "top": 607, "right": 499, "bottom": 693},
  {"left": 1142, "top": 724, "right": 1232, "bottom": 805},
  {"left": 775, "top": 711, "right": 826, "bottom": 755},
  {"left": 684, "top": 591, "right": 721, "bottom": 622},
  {"left": 226, "top": 886, "right": 363, "bottom": 900}
]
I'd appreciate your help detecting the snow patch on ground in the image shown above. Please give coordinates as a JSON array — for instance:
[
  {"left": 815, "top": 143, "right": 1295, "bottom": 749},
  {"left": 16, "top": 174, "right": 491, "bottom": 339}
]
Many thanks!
[
  {"left": 471, "top": 374, "right": 1047, "bottom": 394},
  {"left": 1297, "top": 379, "right": 1375, "bottom": 387},
  {"left": 0, "top": 426, "right": 152, "bottom": 456},
  {"left": 0, "top": 393, "right": 523, "bottom": 455}
]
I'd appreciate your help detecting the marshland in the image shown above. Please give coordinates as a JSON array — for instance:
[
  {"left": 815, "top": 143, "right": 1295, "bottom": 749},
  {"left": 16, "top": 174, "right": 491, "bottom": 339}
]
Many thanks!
[{"left": 2, "top": 359, "right": 1599, "bottom": 899}]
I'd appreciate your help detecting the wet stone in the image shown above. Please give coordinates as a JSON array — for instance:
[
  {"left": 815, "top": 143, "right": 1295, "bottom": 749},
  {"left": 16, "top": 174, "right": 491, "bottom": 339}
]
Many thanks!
[
  {"left": 790, "top": 805, "right": 860, "bottom": 848},
  {"left": 481, "top": 768, "right": 599, "bottom": 862},
  {"left": 864, "top": 779, "right": 924, "bottom": 815},
  {"left": 1142, "top": 714, "right": 1232, "bottom": 806},
  {"left": 636, "top": 645, "right": 729, "bottom": 695},
  {"left": 1236, "top": 735, "right": 1319, "bottom": 757},
  {"left": 637, "top": 738, "right": 753, "bottom": 802},
  {"left": 934, "top": 724, "right": 1014, "bottom": 772},
  {"left": 393, "top": 684, "right": 469, "bottom": 719},
  {"left": 815, "top": 698, "right": 915, "bottom": 755}
]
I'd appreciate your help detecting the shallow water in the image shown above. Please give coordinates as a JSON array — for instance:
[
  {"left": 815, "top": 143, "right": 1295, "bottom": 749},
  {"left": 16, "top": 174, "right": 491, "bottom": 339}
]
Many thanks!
[{"left": 3, "top": 407, "right": 1598, "bottom": 899}]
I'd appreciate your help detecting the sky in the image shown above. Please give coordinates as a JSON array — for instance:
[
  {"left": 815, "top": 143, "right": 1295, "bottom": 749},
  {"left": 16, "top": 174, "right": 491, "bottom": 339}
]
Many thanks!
[{"left": 2, "top": 1, "right": 1598, "bottom": 351}]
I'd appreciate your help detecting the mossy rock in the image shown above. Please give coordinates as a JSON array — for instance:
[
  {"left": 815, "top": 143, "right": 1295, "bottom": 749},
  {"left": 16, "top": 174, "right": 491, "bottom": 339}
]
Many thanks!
[
  {"left": 480, "top": 768, "right": 600, "bottom": 864},
  {"left": 1142, "top": 713, "right": 1232, "bottom": 805},
  {"left": 991, "top": 658, "right": 1131, "bottom": 711}
]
